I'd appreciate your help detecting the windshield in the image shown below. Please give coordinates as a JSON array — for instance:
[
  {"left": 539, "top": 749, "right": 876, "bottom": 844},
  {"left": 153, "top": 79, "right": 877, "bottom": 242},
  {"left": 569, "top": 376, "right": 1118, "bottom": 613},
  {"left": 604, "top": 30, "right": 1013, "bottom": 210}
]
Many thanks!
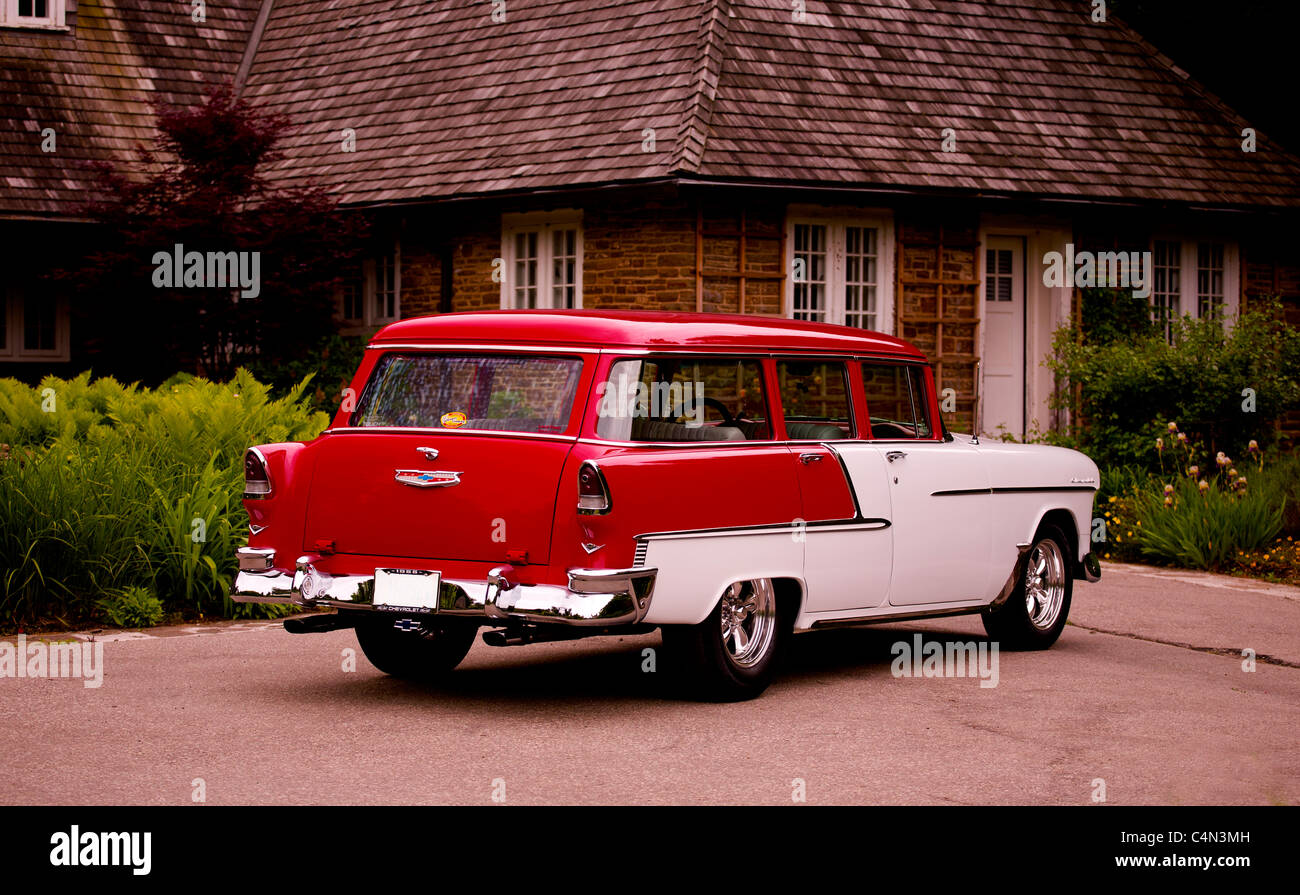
[{"left": 352, "top": 353, "right": 584, "bottom": 434}]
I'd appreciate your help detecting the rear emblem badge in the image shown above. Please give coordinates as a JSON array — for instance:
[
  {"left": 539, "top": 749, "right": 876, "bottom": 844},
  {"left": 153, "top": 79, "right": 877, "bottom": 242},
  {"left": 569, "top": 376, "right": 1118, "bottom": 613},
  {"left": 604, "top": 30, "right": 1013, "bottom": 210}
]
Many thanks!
[{"left": 394, "top": 469, "right": 463, "bottom": 489}]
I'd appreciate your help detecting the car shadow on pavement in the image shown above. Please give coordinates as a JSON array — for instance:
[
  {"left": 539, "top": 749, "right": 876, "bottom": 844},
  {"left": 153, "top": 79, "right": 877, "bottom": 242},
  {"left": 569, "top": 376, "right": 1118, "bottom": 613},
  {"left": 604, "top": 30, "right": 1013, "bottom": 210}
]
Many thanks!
[{"left": 263, "top": 625, "right": 1004, "bottom": 707}]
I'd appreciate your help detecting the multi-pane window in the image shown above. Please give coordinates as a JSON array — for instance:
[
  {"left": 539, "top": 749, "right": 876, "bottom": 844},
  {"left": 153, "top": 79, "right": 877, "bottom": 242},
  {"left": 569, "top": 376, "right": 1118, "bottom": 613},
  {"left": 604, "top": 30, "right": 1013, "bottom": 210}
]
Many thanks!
[
  {"left": 1146, "top": 238, "right": 1237, "bottom": 339},
  {"left": 0, "top": 0, "right": 62, "bottom": 26},
  {"left": 792, "top": 224, "right": 828, "bottom": 321},
  {"left": 1151, "top": 239, "right": 1181, "bottom": 341},
  {"left": 1197, "top": 242, "right": 1225, "bottom": 320},
  {"left": 502, "top": 211, "right": 583, "bottom": 310},
  {"left": 788, "top": 214, "right": 894, "bottom": 332},
  {"left": 512, "top": 231, "right": 539, "bottom": 308},
  {"left": 338, "top": 242, "right": 400, "bottom": 330},
  {"left": 985, "top": 248, "right": 1013, "bottom": 302},
  {"left": 0, "top": 285, "right": 68, "bottom": 361},
  {"left": 375, "top": 252, "right": 398, "bottom": 321},
  {"left": 23, "top": 291, "right": 55, "bottom": 352},
  {"left": 552, "top": 228, "right": 578, "bottom": 309},
  {"left": 844, "top": 226, "right": 880, "bottom": 329}
]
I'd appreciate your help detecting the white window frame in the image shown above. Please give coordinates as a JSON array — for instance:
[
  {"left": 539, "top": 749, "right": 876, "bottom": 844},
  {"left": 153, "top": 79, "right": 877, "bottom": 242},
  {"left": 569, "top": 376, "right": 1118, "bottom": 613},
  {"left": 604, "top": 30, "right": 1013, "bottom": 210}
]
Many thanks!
[
  {"left": 500, "top": 210, "right": 584, "bottom": 310},
  {"left": 1148, "top": 235, "right": 1239, "bottom": 334},
  {"left": 337, "top": 240, "right": 401, "bottom": 333},
  {"left": 0, "top": 0, "right": 66, "bottom": 29},
  {"left": 0, "top": 287, "right": 70, "bottom": 362},
  {"left": 784, "top": 207, "right": 895, "bottom": 333}
]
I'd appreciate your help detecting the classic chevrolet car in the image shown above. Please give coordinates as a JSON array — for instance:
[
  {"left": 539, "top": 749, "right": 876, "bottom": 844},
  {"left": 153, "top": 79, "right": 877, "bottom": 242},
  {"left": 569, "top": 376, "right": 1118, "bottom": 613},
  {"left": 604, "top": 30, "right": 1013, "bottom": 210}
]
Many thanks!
[{"left": 234, "top": 310, "right": 1101, "bottom": 700}]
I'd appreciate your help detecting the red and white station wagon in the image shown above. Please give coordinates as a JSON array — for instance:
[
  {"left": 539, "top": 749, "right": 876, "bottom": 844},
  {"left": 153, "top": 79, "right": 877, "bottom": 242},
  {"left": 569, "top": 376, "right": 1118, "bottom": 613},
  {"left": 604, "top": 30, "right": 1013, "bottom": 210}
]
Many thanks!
[{"left": 234, "top": 311, "right": 1101, "bottom": 700}]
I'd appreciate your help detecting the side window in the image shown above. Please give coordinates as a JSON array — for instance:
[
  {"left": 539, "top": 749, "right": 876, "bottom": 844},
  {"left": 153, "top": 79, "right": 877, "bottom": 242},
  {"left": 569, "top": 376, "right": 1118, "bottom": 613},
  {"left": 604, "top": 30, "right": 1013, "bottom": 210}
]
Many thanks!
[
  {"left": 597, "top": 357, "right": 770, "bottom": 442},
  {"left": 776, "top": 360, "right": 853, "bottom": 440},
  {"left": 861, "top": 363, "right": 932, "bottom": 439}
]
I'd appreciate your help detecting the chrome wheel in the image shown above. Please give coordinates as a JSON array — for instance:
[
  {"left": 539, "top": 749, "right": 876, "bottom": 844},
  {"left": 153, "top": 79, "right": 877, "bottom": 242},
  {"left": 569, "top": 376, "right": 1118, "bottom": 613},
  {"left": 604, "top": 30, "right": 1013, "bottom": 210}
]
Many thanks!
[
  {"left": 719, "top": 578, "right": 776, "bottom": 669},
  {"left": 1024, "top": 538, "right": 1066, "bottom": 631}
]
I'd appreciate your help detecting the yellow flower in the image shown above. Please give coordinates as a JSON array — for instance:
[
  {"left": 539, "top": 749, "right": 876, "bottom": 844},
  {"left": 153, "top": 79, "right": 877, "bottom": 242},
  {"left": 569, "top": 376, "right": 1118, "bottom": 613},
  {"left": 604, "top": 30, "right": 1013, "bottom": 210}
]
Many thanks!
[{"left": 1108, "top": 496, "right": 1117, "bottom": 503}]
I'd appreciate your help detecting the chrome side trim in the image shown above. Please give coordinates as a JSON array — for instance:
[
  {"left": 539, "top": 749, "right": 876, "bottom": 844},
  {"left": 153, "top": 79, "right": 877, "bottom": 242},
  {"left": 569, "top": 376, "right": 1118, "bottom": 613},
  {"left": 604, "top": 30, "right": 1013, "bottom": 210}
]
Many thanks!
[
  {"left": 366, "top": 342, "right": 600, "bottom": 354},
  {"left": 321, "top": 427, "right": 579, "bottom": 442},
  {"left": 635, "top": 519, "right": 889, "bottom": 542}
]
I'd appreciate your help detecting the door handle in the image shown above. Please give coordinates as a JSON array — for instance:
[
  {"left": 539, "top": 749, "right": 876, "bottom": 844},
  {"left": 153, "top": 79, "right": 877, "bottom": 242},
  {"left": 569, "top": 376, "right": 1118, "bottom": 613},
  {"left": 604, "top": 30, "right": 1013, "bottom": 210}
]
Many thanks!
[
  {"left": 799, "top": 452, "right": 824, "bottom": 465},
  {"left": 886, "top": 451, "right": 907, "bottom": 463}
]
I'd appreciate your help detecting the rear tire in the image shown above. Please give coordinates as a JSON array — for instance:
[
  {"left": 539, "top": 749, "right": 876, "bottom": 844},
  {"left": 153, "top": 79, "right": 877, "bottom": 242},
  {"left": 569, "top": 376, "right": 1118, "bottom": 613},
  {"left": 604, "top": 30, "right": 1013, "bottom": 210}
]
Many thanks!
[
  {"left": 660, "top": 578, "right": 791, "bottom": 702},
  {"left": 355, "top": 617, "right": 477, "bottom": 681},
  {"left": 981, "top": 524, "right": 1073, "bottom": 650}
]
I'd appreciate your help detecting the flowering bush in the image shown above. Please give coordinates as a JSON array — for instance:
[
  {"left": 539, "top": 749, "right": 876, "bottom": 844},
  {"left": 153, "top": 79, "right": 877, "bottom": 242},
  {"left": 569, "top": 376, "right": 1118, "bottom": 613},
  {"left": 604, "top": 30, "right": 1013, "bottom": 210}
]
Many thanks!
[{"left": 1128, "top": 424, "right": 1284, "bottom": 570}]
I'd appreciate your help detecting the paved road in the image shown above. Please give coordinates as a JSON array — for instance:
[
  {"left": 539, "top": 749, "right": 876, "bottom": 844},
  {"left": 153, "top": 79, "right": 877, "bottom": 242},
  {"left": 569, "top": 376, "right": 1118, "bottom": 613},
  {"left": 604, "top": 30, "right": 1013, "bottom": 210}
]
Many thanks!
[{"left": 3, "top": 563, "right": 1297, "bottom": 805}]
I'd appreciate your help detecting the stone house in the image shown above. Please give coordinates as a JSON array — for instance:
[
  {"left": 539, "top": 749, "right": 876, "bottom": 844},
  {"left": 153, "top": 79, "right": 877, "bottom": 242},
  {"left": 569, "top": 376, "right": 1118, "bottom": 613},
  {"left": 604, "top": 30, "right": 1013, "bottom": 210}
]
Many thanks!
[{"left": 3, "top": 0, "right": 1299, "bottom": 435}]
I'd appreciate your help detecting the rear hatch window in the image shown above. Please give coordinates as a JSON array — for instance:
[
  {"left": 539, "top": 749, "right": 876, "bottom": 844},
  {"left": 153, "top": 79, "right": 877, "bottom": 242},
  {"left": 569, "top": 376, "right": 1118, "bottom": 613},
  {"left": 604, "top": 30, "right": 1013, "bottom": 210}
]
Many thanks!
[{"left": 354, "top": 353, "right": 584, "bottom": 434}]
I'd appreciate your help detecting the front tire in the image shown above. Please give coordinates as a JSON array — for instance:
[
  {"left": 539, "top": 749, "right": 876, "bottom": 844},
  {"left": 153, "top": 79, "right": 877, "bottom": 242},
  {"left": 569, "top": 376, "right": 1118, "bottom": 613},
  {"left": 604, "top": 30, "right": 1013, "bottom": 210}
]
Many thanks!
[
  {"left": 354, "top": 617, "right": 477, "bottom": 681},
  {"left": 660, "top": 578, "right": 790, "bottom": 701},
  {"left": 981, "top": 524, "right": 1073, "bottom": 650}
]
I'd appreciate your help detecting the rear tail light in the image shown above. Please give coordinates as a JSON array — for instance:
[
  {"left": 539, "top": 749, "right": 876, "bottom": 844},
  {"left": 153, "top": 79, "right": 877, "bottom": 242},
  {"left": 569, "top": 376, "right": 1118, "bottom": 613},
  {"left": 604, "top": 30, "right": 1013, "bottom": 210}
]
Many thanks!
[
  {"left": 577, "top": 461, "right": 611, "bottom": 515},
  {"left": 243, "top": 448, "right": 272, "bottom": 499}
]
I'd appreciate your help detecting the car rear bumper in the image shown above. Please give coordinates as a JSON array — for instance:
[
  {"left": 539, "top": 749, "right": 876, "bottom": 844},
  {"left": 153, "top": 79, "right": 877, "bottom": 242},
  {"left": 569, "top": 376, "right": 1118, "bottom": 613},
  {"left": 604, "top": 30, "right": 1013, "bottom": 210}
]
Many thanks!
[{"left": 232, "top": 556, "right": 657, "bottom": 627}]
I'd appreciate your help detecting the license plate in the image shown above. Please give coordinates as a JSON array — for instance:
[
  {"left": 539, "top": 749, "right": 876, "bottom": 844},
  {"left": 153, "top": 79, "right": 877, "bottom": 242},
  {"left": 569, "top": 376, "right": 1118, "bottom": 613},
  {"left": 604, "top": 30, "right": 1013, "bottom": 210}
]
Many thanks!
[{"left": 373, "top": 568, "right": 440, "bottom": 611}]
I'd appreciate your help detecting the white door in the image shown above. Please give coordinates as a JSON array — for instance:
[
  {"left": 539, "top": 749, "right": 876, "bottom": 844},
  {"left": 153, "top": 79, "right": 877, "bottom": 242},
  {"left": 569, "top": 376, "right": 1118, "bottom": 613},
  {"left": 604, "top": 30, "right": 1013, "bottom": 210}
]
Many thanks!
[
  {"left": 800, "top": 445, "right": 893, "bottom": 614},
  {"left": 882, "top": 442, "right": 994, "bottom": 606},
  {"left": 982, "top": 236, "right": 1026, "bottom": 438}
]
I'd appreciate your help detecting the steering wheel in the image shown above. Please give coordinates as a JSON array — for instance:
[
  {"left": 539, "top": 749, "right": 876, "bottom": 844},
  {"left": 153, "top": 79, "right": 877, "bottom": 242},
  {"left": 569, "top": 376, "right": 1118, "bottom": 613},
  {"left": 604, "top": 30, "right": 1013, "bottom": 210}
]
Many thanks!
[
  {"left": 670, "top": 397, "right": 736, "bottom": 426},
  {"left": 871, "top": 422, "right": 912, "bottom": 439}
]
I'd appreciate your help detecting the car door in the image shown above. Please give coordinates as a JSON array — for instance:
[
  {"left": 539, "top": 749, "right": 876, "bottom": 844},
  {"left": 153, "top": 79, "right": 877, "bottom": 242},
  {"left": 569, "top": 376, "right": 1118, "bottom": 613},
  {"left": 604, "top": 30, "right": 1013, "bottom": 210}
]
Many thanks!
[
  {"left": 859, "top": 361, "right": 994, "bottom": 606},
  {"left": 776, "top": 358, "right": 892, "bottom": 614}
]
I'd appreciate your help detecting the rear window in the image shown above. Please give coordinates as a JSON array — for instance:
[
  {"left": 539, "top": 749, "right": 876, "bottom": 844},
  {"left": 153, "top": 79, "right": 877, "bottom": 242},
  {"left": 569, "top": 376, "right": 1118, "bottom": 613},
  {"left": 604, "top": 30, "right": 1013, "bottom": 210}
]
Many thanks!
[{"left": 353, "top": 353, "right": 584, "bottom": 434}]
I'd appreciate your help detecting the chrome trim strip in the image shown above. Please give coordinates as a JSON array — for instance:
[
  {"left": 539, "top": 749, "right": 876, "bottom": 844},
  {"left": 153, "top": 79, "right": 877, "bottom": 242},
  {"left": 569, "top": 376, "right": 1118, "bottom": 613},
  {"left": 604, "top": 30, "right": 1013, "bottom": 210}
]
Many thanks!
[
  {"left": 321, "top": 427, "right": 579, "bottom": 441},
  {"left": 821, "top": 443, "right": 864, "bottom": 520},
  {"left": 932, "top": 485, "right": 1100, "bottom": 496},
  {"left": 808, "top": 602, "right": 991, "bottom": 629},
  {"left": 636, "top": 519, "right": 889, "bottom": 541},
  {"left": 366, "top": 342, "right": 600, "bottom": 354}
]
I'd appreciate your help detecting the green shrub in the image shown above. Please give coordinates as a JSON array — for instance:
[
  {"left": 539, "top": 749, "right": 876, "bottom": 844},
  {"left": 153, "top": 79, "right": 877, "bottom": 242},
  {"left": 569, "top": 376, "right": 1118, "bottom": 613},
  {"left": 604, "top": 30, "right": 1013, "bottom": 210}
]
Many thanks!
[
  {"left": 0, "top": 369, "right": 329, "bottom": 627},
  {"left": 1047, "top": 295, "right": 1300, "bottom": 470},
  {"left": 1133, "top": 474, "right": 1283, "bottom": 570},
  {"left": 97, "top": 586, "right": 165, "bottom": 628},
  {"left": 1106, "top": 426, "right": 1289, "bottom": 570}
]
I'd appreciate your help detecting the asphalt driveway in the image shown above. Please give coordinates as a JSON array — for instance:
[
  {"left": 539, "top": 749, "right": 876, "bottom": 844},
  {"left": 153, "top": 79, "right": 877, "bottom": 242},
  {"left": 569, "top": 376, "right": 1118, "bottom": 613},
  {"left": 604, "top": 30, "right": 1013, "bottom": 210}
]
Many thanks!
[{"left": 2, "top": 562, "right": 1296, "bottom": 805}]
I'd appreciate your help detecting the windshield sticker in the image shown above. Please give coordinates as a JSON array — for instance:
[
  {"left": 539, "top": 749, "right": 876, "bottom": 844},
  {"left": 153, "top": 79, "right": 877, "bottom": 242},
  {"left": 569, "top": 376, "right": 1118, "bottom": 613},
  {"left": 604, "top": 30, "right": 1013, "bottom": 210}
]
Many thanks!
[{"left": 440, "top": 411, "right": 468, "bottom": 429}]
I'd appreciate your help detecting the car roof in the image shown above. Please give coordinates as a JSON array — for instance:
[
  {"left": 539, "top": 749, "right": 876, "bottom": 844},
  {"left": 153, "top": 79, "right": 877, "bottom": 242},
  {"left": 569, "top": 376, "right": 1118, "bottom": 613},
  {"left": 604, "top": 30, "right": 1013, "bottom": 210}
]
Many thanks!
[{"left": 371, "top": 310, "right": 927, "bottom": 359}]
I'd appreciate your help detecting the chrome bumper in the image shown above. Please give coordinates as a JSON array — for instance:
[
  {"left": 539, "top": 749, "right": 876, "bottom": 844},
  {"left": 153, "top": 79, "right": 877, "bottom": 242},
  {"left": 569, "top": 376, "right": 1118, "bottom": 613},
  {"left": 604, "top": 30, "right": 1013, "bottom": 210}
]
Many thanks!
[{"left": 232, "top": 557, "right": 657, "bottom": 627}]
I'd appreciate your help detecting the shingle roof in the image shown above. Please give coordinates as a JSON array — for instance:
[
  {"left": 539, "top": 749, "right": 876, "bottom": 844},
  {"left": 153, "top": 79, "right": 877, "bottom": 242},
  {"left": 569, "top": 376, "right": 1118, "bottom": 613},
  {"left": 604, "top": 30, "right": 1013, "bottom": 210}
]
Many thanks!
[
  {"left": 4, "top": 0, "right": 1299, "bottom": 219},
  {"left": 0, "top": 0, "right": 261, "bottom": 219}
]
